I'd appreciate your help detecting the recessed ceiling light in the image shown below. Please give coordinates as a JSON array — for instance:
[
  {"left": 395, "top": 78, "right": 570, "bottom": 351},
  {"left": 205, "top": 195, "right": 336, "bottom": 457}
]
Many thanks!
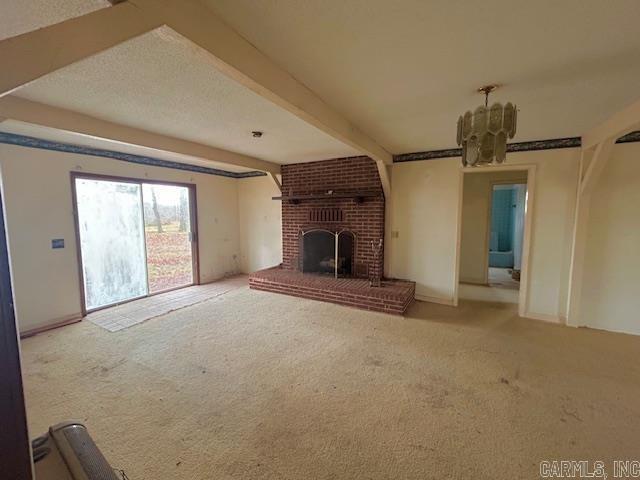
[{"left": 252, "top": 131, "right": 263, "bottom": 138}]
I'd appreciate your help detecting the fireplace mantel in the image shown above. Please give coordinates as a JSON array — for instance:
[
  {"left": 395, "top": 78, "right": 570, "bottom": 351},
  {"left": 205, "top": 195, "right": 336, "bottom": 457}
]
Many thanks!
[{"left": 272, "top": 189, "right": 382, "bottom": 203}]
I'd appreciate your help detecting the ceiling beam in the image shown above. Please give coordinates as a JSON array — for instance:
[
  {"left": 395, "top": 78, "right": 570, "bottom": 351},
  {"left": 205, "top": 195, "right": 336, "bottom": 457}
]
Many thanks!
[
  {"left": 267, "top": 172, "right": 282, "bottom": 192},
  {"left": 565, "top": 150, "right": 592, "bottom": 327},
  {"left": 2, "top": 0, "right": 391, "bottom": 187},
  {"left": 131, "top": 0, "right": 392, "bottom": 194},
  {"left": 135, "top": 0, "right": 392, "bottom": 164},
  {"left": 0, "top": 96, "right": 280, "bottom": 174},
  {"left": 0, "top": 2, "right": 163, "bottom": 98},
  {"left": 376, "top": 163, "right": 391, "bottom": 199},
  {"left": 565, "top": 98, "right": 640, "bottom": 326},
  {"left": 565, "top": 141, "right": 614, "bottom": 327},
  {"left": 582, "top": 97, "right": 640, "bottom": 150},
  {"left": 579, "top": 138, "right": 615, "bottom": 197}
]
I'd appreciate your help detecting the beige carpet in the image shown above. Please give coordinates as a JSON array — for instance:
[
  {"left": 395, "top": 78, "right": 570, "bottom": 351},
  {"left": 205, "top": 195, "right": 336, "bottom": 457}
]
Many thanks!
[
  {"left": 21, "top": 279, "right": 640, "bottom": 479},
  {"left": 86, "top": 276, "right": 247, "bottom": 332},
  {"left": 458, "top": 282, "right": 520, "bottom": 304}
]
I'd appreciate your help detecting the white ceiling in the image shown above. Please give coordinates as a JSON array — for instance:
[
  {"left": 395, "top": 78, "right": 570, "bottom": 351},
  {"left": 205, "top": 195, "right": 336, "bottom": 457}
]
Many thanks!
[
  {"left": 206, "top": 0, "right": 640, "bottom": 152},
  {"left": 3, "top": 0, "right": 640, "bottom": 168},
  {"left": 13, "top": 26, "right": 360, "bottom": 165},
  {"left": 0, "top": 120, "right": 254, "bottom": 173},
  {"left": 0, "top": 0, "right": 108, "bottom": 41}
]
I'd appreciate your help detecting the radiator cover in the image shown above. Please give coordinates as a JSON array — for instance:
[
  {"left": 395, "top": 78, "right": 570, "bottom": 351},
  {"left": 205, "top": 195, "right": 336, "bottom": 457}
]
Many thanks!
[{"left": 33, "top": 421, "right": 120, "bottom": 480}]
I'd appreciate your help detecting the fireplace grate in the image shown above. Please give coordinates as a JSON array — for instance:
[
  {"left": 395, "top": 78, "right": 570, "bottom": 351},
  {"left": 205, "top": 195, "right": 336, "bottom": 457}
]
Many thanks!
[{"left": 309, "top": 208, "right": 344, "bottom": 223}]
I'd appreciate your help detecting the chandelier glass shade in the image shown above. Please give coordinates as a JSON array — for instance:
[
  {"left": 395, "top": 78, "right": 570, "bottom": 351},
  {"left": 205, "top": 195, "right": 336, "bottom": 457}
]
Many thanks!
[{"left": 456, "top": 90, "right": 517, "bottom": 166}]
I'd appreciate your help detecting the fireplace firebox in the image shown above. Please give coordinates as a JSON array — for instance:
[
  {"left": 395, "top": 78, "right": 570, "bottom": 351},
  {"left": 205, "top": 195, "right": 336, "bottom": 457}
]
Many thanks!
[{"left": 300, "top": 229, "right": 355, "bottom": 278}]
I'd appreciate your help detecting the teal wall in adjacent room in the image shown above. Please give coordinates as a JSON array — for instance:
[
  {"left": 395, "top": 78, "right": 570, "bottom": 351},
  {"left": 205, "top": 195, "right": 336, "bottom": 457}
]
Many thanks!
[{"left": 490, "top": 187, "right": 516, "bottom": 252}]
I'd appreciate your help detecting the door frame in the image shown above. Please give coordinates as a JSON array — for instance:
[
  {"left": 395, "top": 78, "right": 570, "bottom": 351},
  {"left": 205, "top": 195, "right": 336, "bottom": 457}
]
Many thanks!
[
  {"left": 454, "top": 164, "right": 536, "bottom": 317},
  {"left": 70, "top": 172, "right": 200, "bottom": 316},
  {"left": 0, "top": 188, "right": 33, "bottom": 479}
]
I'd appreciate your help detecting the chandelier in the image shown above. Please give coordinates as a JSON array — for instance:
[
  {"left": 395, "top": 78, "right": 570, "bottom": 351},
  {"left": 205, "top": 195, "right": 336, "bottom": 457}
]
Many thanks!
[{"left": 456, "top": 85, "right": 517, "bottom": 166}]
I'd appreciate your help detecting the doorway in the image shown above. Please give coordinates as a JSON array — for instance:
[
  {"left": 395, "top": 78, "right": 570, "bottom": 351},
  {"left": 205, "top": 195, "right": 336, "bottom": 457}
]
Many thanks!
[
  {"left": 455, "top": 166, "right": 535, "bottom": 315},
  {"left": 487, "top": 183, "right": 526, "bottom": 291},
  {"left": 72, "top": 174, "right": 198, "bottom": 313}
]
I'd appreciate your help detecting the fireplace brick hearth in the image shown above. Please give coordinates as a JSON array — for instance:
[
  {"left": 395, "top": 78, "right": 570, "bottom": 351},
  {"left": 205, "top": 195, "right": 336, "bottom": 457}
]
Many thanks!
[
  {"left": 250, "top": 155, "right": 415, "bottom": 314},
  {"left": 249, "top": 267, "right": 415, "bottom": 315}
]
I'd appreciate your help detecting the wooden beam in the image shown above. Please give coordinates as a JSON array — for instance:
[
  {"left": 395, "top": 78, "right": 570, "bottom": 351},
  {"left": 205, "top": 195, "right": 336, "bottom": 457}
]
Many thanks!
[
  {"left": 0, "top": 2, "right": 163, "bottom": 98},
  {"left": 3, "top": 0, "right": 392, "bottom": 185},
  {"left": 3, "top": 0, "right": 392, "bottom": 190},
  {"left": 566, "top": 196, "right": 590, "bottom": 326},
  {"left": 566, "top": 150, "right": 592, "bottom": 326},
  {"left": 582, "top": 97, "right": 640, "bottom": 150},
  {"left": 566, "top": 97, "right": 640, "bottom": 325},
  {"left": 566, "top": 139, "right": 614, "bottom": 326},
  {"left": 580, "top": 139, "right": 614, "bottom": 197},
  {"left": 268, "top": 172, "right": 282, "bottom": 192},
  {"left": 376, "top": 162, "right": 392, "bottom": 199},
  {"left": 0, "top": 96, "right": 280, "bottom": 174},
  {"left": 131, "top": 0, "right": 392, "bottom": 167}
]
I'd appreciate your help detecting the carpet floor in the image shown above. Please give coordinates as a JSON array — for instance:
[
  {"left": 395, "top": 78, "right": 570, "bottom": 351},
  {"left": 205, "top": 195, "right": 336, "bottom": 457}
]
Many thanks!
[{"left": 21, "top": 278, "right": 640, "bottom": 479}]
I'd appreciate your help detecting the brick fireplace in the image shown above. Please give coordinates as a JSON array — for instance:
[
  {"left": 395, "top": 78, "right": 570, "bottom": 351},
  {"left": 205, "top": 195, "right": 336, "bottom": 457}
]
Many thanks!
[
  {"left": 249, "top": 156, "right": 415, "bottom": 314},
  {"left": 280, "top": 156, "right": 385, "bottom": 279}
]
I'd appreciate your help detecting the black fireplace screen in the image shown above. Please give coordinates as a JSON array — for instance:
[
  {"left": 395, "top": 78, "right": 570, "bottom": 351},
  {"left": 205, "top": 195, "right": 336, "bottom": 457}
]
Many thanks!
[{"left": 301, "top": 230, "right": 354, "bottom": 277}]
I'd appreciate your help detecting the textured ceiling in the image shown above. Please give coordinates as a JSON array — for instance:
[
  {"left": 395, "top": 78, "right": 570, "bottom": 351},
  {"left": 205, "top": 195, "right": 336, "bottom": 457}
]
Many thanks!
[
  {"left": 206, "top": 0, "right": 640, "bottom": 152},
  {"left": 14, "top": 27, "right": 360, "bottom": 164},
  {"left": 0, "top": 0, "right": 109, "bottom": 41},
  {"left": 0, "top": 120, "right": 254, "bottom": 173},
  {"left": 6, "top": 1, "right": 640, "bottom": 162}
]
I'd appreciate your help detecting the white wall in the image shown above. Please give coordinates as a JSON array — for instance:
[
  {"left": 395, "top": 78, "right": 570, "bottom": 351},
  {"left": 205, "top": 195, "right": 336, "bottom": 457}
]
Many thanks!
[
  {"left": 387, "top": 158, "right": 461, "bottom": 304},
  {"left": 3, "top": 141, "right": 636, "bottom": 335},
  {"left": 389, "top": 148, "right": 580, "bottom": 320},
  {"left": 459, "top": 170, "right": 528, "bottom": 284},
  {"left": 580, "top": 142, "right": 640, "bottom": 335},
  {"left": 0, "top": 144, "right": 241, "bottom": 333},
  {"left": 237, "top": 175, "right": 282, "bottom": 273}
]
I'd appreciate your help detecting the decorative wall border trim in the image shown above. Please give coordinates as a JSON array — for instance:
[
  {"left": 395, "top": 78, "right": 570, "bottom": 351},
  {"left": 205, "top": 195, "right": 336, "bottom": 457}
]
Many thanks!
[
  {"left": 0, "top": 132, "right": 267, "bottom": 178},
  {"left": 617, "top": 130, "right": 640, "bottom": 144},
  {"left": 393, "top": 131, "right": 640, "bottom": 163},
  {"left": 3, "top": 130, "right": 639, "bottom": 172}
]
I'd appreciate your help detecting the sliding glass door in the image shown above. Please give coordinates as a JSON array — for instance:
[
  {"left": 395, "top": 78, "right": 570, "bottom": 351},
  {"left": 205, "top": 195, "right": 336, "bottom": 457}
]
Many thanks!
[
  {"left": 142, "top": 184, "right": 193, "bottom": 294},
  {"left": 74, "top": 176, "right": 196, "bottom": 312},
  {"left": 75, "top": 178, "right": 148, "bottom": 310}
]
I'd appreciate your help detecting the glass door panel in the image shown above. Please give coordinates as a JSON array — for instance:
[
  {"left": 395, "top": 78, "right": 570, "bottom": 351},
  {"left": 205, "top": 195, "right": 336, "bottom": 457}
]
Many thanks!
[
  {"left": 75, "top": 178, "right": 148, "bottom": 310},
  {"left": 142, "top": 184, "right": 194, "bottom": 293}
]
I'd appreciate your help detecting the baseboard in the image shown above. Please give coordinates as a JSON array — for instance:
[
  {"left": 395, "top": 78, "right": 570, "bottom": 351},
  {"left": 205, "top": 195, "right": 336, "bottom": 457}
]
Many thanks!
[
  {"left": 459, "top": 280, "right": 489, "bottom": 286},
  {"left": 415, "top": 294, "right": 456, "bottom": 306},
  {"left": 522, "top": 310, "right": 564, "bottom": 324},
  {"left": 199, "top": 272, "right": 248, "bottom": 285},
  {"left": 20, "top": 313, "right": 83, "bottom": 339}
]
